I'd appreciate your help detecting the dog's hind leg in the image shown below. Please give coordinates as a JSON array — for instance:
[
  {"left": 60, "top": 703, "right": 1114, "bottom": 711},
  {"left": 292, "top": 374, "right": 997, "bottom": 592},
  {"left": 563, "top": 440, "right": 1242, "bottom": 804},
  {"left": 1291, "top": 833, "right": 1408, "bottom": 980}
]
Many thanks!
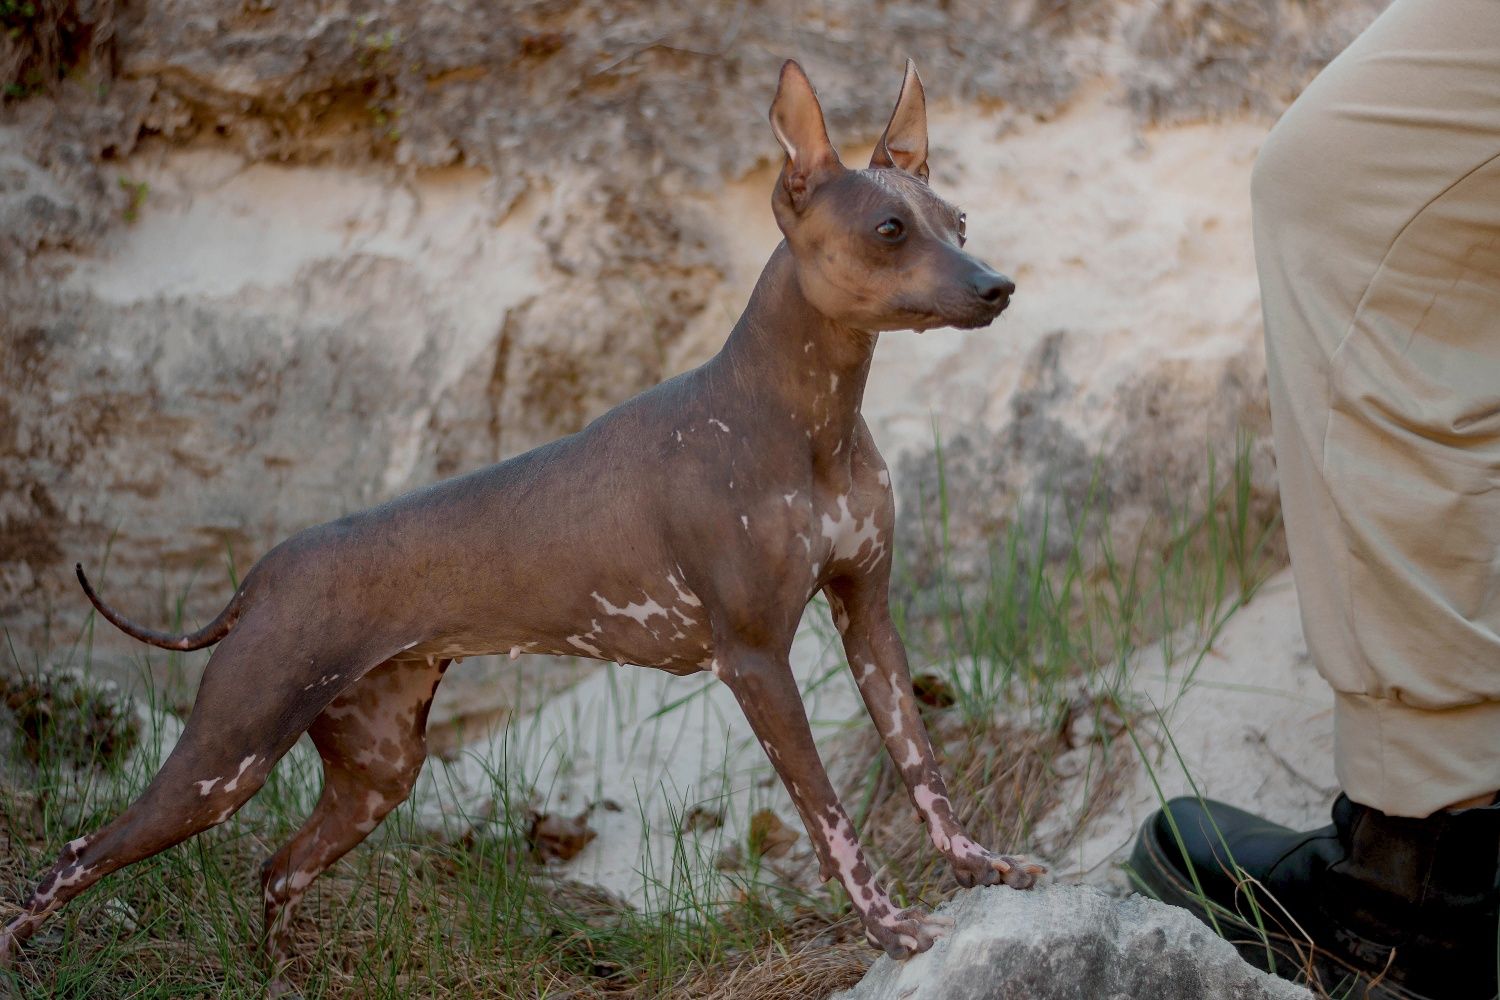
[
  {"left": 0, "top": 621, "right": 396, "bottom": 968},
  {"left": 259, "top": 656, "right": 447, "bottom": 984}
]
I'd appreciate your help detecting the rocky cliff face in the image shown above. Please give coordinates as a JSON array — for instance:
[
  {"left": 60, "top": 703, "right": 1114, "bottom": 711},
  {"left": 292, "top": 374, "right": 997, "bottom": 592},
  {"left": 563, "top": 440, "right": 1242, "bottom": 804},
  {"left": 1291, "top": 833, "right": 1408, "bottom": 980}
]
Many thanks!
[{"left": 1, "top": 0, "right": 1386, "bottom": 691}]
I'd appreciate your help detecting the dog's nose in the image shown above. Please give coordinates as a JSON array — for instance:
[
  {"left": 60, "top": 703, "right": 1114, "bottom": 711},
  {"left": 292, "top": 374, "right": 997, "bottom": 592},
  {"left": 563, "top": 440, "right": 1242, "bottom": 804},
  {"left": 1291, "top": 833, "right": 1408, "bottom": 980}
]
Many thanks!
[{"left": 974, "top": 273, "right": 1016, "bottom": 306}]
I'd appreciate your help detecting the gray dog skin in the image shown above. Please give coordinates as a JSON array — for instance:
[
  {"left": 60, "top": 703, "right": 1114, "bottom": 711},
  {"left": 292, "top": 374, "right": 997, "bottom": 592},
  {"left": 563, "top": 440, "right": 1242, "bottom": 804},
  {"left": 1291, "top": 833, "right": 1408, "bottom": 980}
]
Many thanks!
[{"left": 1, "top": 60, "right": 1043, "bottom": 988}]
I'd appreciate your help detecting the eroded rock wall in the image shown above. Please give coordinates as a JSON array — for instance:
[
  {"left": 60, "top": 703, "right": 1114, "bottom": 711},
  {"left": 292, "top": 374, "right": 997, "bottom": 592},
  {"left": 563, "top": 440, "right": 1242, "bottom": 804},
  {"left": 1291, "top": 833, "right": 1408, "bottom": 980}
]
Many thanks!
[{"left": 1, "top": 0, "right": 1387, "bottom": 689}]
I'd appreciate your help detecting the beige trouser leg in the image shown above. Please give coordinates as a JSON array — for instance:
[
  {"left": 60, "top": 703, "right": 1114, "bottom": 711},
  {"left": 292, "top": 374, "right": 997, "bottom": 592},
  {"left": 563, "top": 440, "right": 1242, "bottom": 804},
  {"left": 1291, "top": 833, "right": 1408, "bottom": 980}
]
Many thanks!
[{"left": 1255, "top": 0, "right": 1500, "bottom": 818}]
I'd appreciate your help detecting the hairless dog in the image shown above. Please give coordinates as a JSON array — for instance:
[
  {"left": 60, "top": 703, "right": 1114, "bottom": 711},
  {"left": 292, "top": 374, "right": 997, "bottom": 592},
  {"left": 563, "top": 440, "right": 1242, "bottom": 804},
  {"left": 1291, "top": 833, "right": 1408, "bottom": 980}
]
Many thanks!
[{"left": 1, "top": 59, "right": 1043, "bottom": 987}]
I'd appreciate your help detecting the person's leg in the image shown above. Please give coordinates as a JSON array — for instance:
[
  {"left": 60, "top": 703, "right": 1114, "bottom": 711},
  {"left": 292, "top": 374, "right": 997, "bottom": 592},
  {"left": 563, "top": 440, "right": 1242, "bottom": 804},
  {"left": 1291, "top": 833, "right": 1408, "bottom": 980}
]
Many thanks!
[
  {"left": 1257, "top": 0, "right": 1500, "bottom": 816},
  {"left": 1133, "top": 1, "right": 1500, "bottom": 995}
]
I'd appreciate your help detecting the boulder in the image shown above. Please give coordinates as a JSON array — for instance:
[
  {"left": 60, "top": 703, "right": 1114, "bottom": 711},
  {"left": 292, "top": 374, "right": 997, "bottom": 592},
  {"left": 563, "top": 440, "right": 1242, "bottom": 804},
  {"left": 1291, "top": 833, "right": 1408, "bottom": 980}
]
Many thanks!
[{"left": 833, "top": 884, "right": 1311, "bottom": 1000}]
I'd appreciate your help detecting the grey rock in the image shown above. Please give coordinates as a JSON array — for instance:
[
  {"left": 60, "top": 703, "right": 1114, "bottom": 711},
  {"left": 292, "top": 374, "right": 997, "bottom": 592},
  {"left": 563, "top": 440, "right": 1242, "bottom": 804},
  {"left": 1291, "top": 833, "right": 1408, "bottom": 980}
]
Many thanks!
[{"left": 833, "top": 884, "right": 1312, "bottom": 1000}]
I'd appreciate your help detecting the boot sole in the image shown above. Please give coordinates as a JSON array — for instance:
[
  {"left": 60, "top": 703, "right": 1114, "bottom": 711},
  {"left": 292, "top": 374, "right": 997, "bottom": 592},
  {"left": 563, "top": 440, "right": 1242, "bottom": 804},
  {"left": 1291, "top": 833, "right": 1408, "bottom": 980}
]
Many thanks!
[{"left": 1128, "top": 815, "right": 1453, "bottom": 1000}]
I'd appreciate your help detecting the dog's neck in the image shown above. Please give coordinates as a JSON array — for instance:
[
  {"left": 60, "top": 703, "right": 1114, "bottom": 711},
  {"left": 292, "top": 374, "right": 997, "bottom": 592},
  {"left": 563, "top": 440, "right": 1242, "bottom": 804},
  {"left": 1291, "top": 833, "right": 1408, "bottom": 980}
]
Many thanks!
[{"left": 719, "top": 242, "right": 877, "bottom": 462}]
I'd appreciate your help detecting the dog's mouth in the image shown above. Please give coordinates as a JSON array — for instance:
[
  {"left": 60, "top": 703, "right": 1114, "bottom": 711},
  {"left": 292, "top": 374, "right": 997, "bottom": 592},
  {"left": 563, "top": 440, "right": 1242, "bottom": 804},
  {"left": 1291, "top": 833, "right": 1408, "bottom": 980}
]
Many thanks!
[{"left": 904, "top": 299, "right": 1009, "bottom": 333}]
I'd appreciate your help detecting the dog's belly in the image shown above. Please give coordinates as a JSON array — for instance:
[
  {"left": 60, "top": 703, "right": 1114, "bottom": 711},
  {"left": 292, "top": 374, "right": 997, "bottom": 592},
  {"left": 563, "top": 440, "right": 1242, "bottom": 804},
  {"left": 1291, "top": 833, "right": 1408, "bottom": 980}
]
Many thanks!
[
  {"left": 546, "top": 566, "right": 715, "bottom": 672},
  {"left": 402, "top": 567, "right": 715, "bottom": 675}
]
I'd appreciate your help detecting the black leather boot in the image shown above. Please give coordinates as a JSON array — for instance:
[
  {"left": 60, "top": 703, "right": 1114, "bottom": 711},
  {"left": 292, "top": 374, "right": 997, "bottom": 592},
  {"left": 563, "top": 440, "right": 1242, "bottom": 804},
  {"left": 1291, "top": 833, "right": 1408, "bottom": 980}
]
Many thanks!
[{"left": 1129, "top": 794, "right": 1499, "bottom": 1000}]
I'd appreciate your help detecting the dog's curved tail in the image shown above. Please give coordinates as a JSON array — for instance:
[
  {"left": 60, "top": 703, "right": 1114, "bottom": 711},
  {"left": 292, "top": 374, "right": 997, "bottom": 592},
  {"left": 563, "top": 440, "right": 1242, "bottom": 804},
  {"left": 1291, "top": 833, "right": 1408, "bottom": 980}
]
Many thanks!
[{"left": 76, "top": 563, "right": 244, "bottom": 651}]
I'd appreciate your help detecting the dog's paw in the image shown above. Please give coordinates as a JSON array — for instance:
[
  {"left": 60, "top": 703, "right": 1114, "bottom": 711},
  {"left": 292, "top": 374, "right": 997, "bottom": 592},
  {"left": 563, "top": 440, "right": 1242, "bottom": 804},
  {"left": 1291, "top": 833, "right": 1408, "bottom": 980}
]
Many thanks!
[
  {"left": 862, "top": 906, "right": 956, "bottom": 960},
  {"left": 944, "top": 836, "right": 1048, "bottom": 890}
]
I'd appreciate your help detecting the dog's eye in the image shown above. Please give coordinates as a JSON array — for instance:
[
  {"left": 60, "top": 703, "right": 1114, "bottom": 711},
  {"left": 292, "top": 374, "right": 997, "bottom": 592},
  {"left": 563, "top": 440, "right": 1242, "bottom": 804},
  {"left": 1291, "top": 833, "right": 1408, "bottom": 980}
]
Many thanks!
[
  {"left": 957, "top": 213, "right": 967, "bottom": 246},
  {"left": 875, "top": 218, "right": 904, "bottom": 241}
]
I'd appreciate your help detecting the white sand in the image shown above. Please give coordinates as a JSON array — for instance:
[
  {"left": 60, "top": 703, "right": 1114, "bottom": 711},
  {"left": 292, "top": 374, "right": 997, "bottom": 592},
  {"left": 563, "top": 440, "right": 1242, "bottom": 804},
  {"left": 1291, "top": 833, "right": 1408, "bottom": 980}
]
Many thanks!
[{"left": 1045, "top": 567, "right": 1336, "bottom": 888}]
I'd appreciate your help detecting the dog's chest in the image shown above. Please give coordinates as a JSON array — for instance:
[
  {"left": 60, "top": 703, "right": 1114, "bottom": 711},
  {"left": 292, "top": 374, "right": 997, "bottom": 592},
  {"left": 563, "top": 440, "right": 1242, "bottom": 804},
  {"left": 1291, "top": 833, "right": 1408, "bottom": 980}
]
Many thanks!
[
  {"left": 795, "top": 475, "right": 890, "bottom": 579},
  {"left": 814, "top": 491, "right": 887, "bottom": 572}
]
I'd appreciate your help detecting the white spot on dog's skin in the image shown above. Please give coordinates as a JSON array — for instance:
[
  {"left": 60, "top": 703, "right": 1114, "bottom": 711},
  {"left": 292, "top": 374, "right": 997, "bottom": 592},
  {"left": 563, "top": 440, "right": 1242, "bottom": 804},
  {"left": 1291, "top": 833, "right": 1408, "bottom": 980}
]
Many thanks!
[
  {"left": 355, "top": 790, "right": 389, "bottom": 833},
  {"left": 884, "top": 675, "right": 908, "bottom": 739},
  {"left": 859, "top": 660, "right": 876, "bottom": 681},
  {"left": 912, "top": 783, "right": 955, "bottom": 852},
  {"left": 568, "top": 634, "right": 603, "bottom": 657},
  {"left": 593, "top": 591, "right": 670, "bottom": 628},
  {"left": 510, "top": 645, "right": 521, "bottom": 660},
  {"left": 66, "top": 837, "right": 88, "bottom": 855},
  {"left": 902, "top": 738, "right": 923, "bottom": 769},
  {"left": 830, "top": 373, "right": 839, "bottom": 393},
  {"left": 708, "top": 658, "right": 724, "bottom": 679},
  {"left": 709, "top": 418, "right": 730, "bottom": 433},
  {"left": 816, "top": 810, "right": 883, "bottom": 914},
  {"left": 827, "top": 594, "right": 851, "bottom": 634},
  {"left": 667, "top": 572, "right": 702, "bottom": 608},
  {"left": 740, "top": 515, "right": 750, "bottom": 531},
  {"left": 877, "top": 469, "right": 890, "bottom": 488},
  {"left": 784, "top": 491, "right": 798, "bottom": 506},
  {"left": 32, "top": 862, "right": 95, "bottom": 909},
  {"left": 821, "top": 495, "right": 884, "bottom": 568},
  {"left": 674, "top": 430, "right": 683, "bottom": 443},
  {"left": 945, "top": 833, "right": 996, "bottom": 866},
  {"left": 222, "top": 755, "right": 258, "bottom": 794},
  {"left": 195, "top": 777, "right": 222, "bottom": 797}
]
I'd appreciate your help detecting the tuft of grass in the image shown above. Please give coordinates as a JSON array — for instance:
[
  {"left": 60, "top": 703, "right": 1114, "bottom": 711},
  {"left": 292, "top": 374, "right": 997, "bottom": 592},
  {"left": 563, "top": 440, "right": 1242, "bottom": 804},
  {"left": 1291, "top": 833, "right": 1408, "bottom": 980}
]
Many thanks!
[
  {"left": 1, "top": 433, "right": 1289, "bottom": 998},
  {"left": 117, "top": 176, "right": 148, "bottom": 224}
]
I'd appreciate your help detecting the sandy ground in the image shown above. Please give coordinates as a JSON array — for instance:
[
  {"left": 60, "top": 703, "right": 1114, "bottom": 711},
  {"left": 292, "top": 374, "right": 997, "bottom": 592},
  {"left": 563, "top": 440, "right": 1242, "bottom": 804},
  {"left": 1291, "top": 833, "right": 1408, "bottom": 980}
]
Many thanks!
[{"left": 1049, "top": 568, "right": 1337, "bottom": 889}]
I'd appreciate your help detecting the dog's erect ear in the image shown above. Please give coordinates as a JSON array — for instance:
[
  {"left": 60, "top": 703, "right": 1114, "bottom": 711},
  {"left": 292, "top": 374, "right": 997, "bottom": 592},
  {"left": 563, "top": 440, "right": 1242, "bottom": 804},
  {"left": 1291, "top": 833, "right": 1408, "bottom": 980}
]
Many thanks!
[
  {"left": 770, "top": 60, "right": 843, "bottom": 211},
  {"left": 869, "top": 59, "right": 929, "bottom": 181}
]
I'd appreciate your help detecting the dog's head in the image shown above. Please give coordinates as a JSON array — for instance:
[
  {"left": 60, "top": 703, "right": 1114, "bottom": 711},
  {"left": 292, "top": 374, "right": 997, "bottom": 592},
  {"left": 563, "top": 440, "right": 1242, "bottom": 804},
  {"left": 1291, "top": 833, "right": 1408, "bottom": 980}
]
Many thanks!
[{"left": 768, "top": 59, "right": 1013, "bottom": 333}]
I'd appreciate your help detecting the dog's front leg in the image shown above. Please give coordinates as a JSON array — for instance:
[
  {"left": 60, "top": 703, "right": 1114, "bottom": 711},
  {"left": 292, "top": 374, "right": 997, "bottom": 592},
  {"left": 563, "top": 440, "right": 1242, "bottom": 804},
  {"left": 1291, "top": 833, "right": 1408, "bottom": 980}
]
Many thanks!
[
  {"left": 714, "top": 643, "right": 955, "bottom": 958},
  {"left": 825, "top": 578, "right": 1046, "bottom": 891}
]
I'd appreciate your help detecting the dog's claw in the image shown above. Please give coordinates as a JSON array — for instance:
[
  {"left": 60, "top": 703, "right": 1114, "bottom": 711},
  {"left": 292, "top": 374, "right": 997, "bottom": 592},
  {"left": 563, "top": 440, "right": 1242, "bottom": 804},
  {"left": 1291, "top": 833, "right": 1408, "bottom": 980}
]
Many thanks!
[
  {"left": 943, "top": 836, "right": 1048, "bottom": 890},
  {"left": 996, "top": 857, "right": 1048, "bottom": 890},
  {"left": 864, "top": 906, "right": 955, "bottom": 960}
]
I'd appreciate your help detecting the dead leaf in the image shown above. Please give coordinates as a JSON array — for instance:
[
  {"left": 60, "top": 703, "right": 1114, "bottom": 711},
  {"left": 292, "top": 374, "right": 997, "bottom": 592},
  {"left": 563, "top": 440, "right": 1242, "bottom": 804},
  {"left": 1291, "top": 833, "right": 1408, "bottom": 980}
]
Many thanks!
[
  {"left": 748, "top": 809, "right": 799, "bottom": 860},
  {"left": 685, "top": 804, "right": 724, "bottom": 832},
  {"left": 526, "top": 808, "right": 597, "bottom": 864},
  {"left": 911, "top": 672, "right": 957, "bottom": 709}
]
